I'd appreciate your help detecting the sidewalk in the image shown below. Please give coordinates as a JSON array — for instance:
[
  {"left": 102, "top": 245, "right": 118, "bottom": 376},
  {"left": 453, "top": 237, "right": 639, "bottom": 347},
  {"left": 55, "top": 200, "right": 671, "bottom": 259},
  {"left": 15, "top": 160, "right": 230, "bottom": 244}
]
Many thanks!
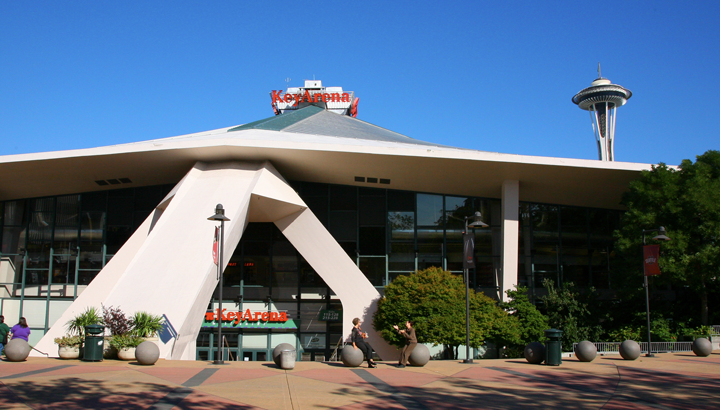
[{"left": 0, "top": 352, "right": 718, "bottom": 409}]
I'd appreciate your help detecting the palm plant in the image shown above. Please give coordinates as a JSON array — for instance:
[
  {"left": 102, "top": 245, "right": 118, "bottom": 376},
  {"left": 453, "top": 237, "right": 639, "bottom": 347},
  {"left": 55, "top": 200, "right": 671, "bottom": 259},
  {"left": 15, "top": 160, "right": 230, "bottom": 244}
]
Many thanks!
[
  {"left": 130, "top": 311, "right": 165, "bottom": 338},
  {"left": 65, "top": 307, "right": 103, "bottom": 337}
]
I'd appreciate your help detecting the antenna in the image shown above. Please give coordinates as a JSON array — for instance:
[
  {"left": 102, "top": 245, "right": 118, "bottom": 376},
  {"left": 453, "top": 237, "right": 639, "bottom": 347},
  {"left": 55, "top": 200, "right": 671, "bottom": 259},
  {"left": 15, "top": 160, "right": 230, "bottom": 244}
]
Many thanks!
[
  {"left": 285, "top": 77, "right": 291, "bottom": 88},
  {"left": 597, "top": 62, "right": 601, "bottom": 79}
]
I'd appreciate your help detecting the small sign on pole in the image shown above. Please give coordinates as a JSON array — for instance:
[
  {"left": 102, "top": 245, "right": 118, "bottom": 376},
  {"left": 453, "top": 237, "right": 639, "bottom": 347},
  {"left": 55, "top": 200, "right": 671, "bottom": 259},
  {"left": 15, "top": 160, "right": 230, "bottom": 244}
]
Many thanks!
[{"left": 643, "top": 245, "right": 661, "bottom": 276}]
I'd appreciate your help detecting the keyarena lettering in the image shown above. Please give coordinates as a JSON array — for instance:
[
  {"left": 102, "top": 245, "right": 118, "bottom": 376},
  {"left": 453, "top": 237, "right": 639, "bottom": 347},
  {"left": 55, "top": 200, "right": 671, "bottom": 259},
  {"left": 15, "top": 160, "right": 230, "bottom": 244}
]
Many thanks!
[
  {"left": 205, "top": 309, "right": 288, "bottom": 325},
  {"left": 272, "top": 90, "right": 350, "bottom": 105}
]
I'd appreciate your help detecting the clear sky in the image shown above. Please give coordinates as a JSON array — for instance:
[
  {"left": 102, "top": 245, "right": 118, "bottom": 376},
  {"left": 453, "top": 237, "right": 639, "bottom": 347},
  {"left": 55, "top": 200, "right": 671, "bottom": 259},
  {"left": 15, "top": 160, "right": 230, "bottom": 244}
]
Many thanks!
[{"left": 1, "top": 1, "right": 718, "bottom": 165}]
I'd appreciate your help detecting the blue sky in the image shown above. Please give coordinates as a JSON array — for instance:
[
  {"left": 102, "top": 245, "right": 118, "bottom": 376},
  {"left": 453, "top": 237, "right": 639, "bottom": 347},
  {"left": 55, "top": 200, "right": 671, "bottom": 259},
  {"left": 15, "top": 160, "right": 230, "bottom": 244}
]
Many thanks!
[{"left": 1, "top": 1, "right": 718, "bottom": 165}]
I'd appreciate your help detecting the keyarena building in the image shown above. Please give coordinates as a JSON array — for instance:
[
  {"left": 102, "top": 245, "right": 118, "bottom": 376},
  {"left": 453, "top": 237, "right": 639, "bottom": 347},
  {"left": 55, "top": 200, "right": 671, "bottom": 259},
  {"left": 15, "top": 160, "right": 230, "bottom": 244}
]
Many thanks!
[{"left": 0, "top": 81, "right": 649, "bottom": 361}]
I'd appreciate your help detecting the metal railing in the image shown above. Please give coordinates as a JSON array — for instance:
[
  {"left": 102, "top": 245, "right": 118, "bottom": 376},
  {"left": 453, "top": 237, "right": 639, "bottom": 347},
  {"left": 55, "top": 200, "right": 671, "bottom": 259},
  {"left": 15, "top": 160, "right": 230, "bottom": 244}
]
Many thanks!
[{"left": 573, "top": 341, "right": 694, "bottom": 354}]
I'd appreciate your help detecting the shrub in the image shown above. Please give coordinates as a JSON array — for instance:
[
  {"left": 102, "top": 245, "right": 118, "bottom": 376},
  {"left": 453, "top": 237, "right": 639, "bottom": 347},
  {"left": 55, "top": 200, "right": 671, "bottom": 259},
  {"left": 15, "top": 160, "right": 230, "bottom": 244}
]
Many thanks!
[
  {"left": 65, "top": 307, "right": 102, "bottom": 337},
  {"left": 102, "top": 305, "right": 132, "bottom": 336}
]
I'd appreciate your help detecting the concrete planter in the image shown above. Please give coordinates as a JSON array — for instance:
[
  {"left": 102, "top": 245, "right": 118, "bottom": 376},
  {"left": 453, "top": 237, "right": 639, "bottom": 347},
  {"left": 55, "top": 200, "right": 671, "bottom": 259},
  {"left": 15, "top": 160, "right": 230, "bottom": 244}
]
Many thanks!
[
  {"left": 58, "top": 345, "right": 81, "bottom": 360},
  {"left": 117, "top": 347, "right": 136, "bottom": 361}
]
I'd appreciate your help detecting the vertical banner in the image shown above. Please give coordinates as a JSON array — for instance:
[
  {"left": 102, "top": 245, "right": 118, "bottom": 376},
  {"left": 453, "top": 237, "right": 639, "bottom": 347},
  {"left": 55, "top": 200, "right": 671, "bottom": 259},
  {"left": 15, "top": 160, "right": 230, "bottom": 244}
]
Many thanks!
[
  {"left": 643, "top": 245, "right": 661, "bottom": 276},
  {"left": 463, "top": 233, "right": 475, "bottom": 269},
  {"left": 212, "top": 226, "right": 219, "bottom": 265}
]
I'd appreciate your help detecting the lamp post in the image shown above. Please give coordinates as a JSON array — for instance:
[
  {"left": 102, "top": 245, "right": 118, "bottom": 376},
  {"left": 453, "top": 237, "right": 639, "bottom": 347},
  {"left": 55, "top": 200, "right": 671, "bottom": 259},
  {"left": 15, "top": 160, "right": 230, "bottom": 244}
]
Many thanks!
[
  {"left": 641, "top": 226, "right": 670, "bottom": 357},
  {"left": 462, "top": 211, "right": 488, "bottom": 364},
  {"left": 208, "top": 204, "right": 230, "bottom": 365}
]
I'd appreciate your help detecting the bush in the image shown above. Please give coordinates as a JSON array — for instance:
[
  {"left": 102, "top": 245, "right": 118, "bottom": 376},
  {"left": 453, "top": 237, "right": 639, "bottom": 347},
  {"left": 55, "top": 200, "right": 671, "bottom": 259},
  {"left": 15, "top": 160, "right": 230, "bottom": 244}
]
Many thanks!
[
  {"left": 108, "top": 334, "right": 144, "bottom": 349},
  {"left": 130, "top": 312, "right": 165, "bottom": 338},
  {"left": 54, "top": 335, "right": 83, "bottom": 347},
  {"left": 65, "top": 307, "right": 102, "bottom": 337},
  {"left": 103, "top": 305, "right": 132, "bottom": 336}
]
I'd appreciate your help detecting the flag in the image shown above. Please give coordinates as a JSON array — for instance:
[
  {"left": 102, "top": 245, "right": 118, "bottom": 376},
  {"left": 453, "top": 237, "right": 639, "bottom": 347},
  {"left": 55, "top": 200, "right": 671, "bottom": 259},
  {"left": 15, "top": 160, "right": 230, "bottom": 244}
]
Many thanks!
[
  {"left": 212, "top": 226, "right": 219, "bottom": 265},
  {"left": 643, "top": 245, "right": 661, "bottom": 276},
  {"left": 463, "top": 233, "right": 475, "bottom": 269}
]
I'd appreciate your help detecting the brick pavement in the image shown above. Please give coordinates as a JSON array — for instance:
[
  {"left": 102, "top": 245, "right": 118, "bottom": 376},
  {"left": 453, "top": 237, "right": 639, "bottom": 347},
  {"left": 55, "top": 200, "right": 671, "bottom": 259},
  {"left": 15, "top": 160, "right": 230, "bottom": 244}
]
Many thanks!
[{"left": 0, "top": 352, "right": 718, "bottom": 409}]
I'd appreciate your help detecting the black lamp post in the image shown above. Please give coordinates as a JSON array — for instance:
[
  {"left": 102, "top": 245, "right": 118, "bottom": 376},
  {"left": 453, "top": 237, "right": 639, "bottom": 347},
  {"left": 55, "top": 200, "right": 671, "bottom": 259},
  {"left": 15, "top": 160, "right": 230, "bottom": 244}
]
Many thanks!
[
  {"left": 641, "top": 226, "right": 670, "bottom": 357},
  {"left": 208, "top": 204, "right": 230, "bottom": 364},
  {"left": 463, "top": 211, "right": 488, "bottom": 364}
]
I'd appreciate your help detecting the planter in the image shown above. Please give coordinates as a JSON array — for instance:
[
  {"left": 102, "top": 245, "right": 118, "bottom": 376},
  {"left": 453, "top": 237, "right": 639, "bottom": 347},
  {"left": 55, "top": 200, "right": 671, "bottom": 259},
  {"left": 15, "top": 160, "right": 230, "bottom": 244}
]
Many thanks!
[
  {"left": 58, "top": 345, "right": 81, "bottom": 360},
  {"left": 117, "top": 347, "right": 136, "bottom": 361},
  {"left": 103, "top": 337, "right": 117, "bottom": 359}
]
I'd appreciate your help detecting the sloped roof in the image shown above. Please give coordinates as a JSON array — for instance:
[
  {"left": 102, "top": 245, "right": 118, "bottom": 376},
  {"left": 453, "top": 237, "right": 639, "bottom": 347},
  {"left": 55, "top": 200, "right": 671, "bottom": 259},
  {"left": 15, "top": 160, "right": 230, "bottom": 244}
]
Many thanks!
[{"left": 228, "top": 106, "right": 453, "bottom": 148}]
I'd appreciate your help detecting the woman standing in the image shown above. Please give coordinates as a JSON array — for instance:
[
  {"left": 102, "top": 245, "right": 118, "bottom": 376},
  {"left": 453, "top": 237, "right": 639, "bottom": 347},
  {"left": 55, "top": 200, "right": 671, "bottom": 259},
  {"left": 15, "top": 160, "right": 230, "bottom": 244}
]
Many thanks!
[
  {"left": 9, "top": 317, "right": 31, "bottom": 342},
  {"left": 351, "top": 317, "right": 376, "bottom": 368}
]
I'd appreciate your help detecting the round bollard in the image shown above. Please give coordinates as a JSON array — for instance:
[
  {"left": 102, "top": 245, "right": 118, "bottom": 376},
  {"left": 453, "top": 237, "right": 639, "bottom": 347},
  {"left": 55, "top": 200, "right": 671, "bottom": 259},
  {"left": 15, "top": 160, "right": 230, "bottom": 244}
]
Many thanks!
[
  {"left": 135, "top": 341, "right": 160, "bottom": 365},
  {"left": 575, "top": 341, "right": 597, "bottom": 362},
  {"left": 408, "top": 344, "right": 430, "bottom": 366},
  {"left": 272, "top": 343, "right": 295, "bottom": 366},
  {"left": 619, "top": 340, "right": 641, "bottom": 360},
  {"left": 5, "top": 339, "right": 31, "bottom": 362},
  {"left": 341, "top": 346, "right": 364, "bottom": 367},
  {"left": 692, "top": 338, "right": 712, "bottom": 357},
  {"left": 524, "top": 342, "right": 546, "bottom": 364}
]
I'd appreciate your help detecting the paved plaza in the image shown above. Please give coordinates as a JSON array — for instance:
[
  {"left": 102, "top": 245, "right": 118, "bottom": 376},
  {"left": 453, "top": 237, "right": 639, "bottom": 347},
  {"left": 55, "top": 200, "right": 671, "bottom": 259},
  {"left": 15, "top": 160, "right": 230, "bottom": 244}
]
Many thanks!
[{"left": 0, "top": 352, "right": 718, "bottom": 409}]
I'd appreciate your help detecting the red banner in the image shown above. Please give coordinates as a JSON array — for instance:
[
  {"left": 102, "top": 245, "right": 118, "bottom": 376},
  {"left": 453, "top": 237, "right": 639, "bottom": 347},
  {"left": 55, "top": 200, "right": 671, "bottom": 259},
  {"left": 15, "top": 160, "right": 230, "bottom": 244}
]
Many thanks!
[
  {"left": 212, "top": 227, "right": 219, "bottom": 265},
  {"left": 643, "top": 245, "right": 661, "bottom": 276}
]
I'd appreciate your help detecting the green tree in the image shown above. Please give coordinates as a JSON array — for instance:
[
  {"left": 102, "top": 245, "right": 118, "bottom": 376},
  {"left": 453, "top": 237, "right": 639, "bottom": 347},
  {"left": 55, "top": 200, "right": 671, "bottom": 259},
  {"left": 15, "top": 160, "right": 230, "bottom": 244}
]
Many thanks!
[
  {"left": 615, "top": 150, "right": 720, "bottom": 325},
  {"left": 373, "top": 267, "right": 518, "bottom": 359},
  {"left": 540, "top": 279, "right": 603, "bottom": 347},
  {"left": 499, "top": 286, "right": 549, "bottom": 355}
]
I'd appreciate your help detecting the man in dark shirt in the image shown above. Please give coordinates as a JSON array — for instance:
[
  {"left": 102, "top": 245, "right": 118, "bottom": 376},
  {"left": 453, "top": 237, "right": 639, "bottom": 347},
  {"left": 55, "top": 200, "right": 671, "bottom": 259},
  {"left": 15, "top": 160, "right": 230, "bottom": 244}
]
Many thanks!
[{"left": 393, "top": 320, "right": 417, "bottom": 368}]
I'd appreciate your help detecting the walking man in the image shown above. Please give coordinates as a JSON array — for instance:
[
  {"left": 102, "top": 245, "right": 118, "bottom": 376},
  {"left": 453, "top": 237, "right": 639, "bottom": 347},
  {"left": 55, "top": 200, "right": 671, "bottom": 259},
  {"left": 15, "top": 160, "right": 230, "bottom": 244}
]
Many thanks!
[{"left": 393, "top": 320, "right": 417, "bottom": 368}]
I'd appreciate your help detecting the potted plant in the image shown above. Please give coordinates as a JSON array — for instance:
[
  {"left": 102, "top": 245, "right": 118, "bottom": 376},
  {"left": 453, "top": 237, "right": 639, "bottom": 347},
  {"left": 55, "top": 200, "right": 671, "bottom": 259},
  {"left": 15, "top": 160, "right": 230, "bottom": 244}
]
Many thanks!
[
  {"left": 108, "top": 334, "right": 144, "bottom": 360},
  {"left": 102, "top": 305, "right": 132, "bottom": 359},
  {"left": 130, "top": 311, "right": 165, "bottom": 341},
  {"left": 54, "top": 335, "right": 83, "bottom": 359}
]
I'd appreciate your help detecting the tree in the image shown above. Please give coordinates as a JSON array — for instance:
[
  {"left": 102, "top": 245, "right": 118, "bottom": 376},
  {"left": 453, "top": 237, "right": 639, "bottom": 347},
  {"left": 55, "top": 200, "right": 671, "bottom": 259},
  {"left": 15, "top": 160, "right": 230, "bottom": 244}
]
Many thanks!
[
  {"left": 499, "top": 286, "right": 549, "bottom": 356},
  {"left": 373, "top": 267, "right": 518, "bottom": 359},
  {"left": 540, "top": 279, "right": 603, "bottom": 347},
  {"left": 615, "top": 150, "right": 720, "bottom": 325}
]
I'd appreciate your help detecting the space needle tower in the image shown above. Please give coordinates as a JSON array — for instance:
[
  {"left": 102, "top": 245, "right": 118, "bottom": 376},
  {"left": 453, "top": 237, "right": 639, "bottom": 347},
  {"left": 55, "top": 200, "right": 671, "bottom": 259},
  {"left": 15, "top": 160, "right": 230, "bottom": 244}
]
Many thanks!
[{"left": 572, "top": 65, "right": 632, "bottom": 161}]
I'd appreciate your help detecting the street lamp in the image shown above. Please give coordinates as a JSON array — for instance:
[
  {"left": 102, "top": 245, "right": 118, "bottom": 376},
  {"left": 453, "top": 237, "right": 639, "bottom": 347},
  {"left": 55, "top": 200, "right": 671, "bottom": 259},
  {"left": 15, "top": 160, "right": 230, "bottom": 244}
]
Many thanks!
[
  {"left": 463, "top": 211, "right": 488, "bottom": 364},
  {"left": 641, "top": 226, "right": 670, "bottom": 357},
  {"left": 208, "top": 204, "right": 230, "bottom": 364}
]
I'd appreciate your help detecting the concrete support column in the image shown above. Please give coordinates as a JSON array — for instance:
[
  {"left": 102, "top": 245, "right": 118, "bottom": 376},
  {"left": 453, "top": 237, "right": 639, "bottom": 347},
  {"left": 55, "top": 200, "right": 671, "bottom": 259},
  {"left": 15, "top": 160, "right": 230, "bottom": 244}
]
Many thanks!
[{"left": 501, "top": 180, "right": 519, "bottom": 302}]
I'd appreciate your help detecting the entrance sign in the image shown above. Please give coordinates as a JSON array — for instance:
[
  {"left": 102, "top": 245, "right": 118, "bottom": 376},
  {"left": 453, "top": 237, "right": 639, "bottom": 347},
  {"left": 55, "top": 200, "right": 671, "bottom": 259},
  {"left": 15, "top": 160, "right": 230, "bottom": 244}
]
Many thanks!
[{"left": 202, "top": 309, "right": 296, "bottom": 330}]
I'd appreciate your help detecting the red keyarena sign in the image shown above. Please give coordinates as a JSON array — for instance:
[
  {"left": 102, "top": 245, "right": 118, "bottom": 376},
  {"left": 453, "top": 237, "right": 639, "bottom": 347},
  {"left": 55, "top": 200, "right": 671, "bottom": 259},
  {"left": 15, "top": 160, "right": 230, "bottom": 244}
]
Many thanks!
[
  {"left": 272, "top": 90, "right": 351, "bottom": 105},
  {"left": 205, "top": 308, "right": 288, "bottom": 325}
]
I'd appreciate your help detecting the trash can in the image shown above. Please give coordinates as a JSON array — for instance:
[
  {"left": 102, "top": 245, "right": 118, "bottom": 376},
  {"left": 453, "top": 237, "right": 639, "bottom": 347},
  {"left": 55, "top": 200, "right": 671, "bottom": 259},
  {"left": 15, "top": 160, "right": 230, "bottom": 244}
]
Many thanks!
[
  {"left": 83, "top": 324, "right": 105, "bottom": 362},
  {"left": 544, "top": 328, "right": 563, "bottom": 366},
  {"left": 279, "top": 349, "right": 296, "bottom": 370}
]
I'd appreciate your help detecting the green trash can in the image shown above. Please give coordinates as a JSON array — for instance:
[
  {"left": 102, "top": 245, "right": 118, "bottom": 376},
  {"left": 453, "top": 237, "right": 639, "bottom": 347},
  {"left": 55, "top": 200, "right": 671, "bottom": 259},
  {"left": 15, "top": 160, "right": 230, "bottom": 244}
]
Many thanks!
[
  {"left": 544, "top": 328, "right": 563, "bottom": 366},
  {"left": 83, "top": 324, "right": 105, "bottom": 362}
]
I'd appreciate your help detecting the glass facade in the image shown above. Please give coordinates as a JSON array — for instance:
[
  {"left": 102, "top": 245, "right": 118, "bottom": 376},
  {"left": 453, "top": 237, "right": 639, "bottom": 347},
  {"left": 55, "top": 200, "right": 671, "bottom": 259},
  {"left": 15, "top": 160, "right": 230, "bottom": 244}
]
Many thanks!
[{"left": 0, "top": 180, "right": 621, "bottom": 358}]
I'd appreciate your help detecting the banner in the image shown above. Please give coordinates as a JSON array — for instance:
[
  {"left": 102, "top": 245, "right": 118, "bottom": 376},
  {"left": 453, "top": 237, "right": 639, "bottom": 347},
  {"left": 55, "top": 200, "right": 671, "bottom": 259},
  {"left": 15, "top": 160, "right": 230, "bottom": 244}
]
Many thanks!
[
  {"left": 643, "top": 245, "right": 661, "bottom": 276},
  {"left": 463, "top": 233, "right": 475, "bottom": 269},
  {"left": 212, "top": 226, "right": 219, "bottom": 265}
]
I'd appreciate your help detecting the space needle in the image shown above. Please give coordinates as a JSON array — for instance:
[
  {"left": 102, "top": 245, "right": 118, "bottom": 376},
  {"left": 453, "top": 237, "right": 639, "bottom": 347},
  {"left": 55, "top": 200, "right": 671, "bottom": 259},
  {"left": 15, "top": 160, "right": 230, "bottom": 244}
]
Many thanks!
[{"left": 572, "top": 65, "right": 632, "bottom": 161}]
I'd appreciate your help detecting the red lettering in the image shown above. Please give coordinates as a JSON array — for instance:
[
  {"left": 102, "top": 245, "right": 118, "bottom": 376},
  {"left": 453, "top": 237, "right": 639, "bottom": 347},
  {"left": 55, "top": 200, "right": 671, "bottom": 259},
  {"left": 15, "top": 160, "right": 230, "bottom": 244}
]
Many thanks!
[
  {"left": 216, "top": 308, "right": 227, "bottom": 321},
  {"left": 269, "top": 312, "right": 279, "bottom": 321},
  {"left": 261, "top": 312, "right": 269, "bottom": 321},
  {"left": 244, "top": 309, "right": 252, "bottom": 321},
  {"left": 205, "top": 312, "right": 214, "bottom": 321},
  {"left": 284, "top": 94, "right": 292, "bottom": 103},
  {"left": 271, "top": 90, "right": 283, "bottom": 103},
  {"left": 226, "top": 312, "right": 235, "bottom": 322},
  {"left": 279, "top": 312, "right": 288, "bottom": 322},
  {"left": 322, "top": 93, "right": 330, "bottom": 102},
  {"left": 253, "top": 312, "right": 261, "bottom": 321},
  {"left": 330, "top": 93, "right": 340, "bottom": 102},
  {"left": 342, "top": 93, "right": 350, "bottom": 102},
  {"left": 302, "top": 90, "right": 311, "bottom": 103}
]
